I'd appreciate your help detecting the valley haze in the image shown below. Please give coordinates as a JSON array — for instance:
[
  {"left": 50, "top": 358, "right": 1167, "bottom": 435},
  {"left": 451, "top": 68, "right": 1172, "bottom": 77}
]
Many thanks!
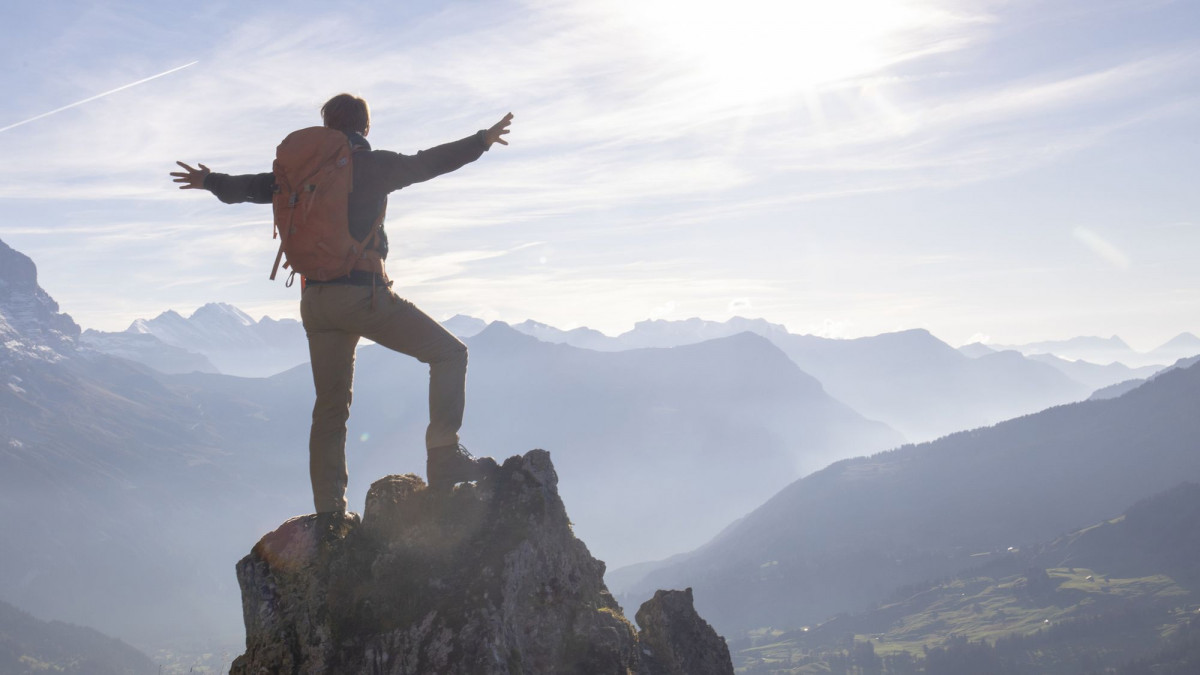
[{"left": 6, "top": 235, "right": 1199, "bottom": 649}]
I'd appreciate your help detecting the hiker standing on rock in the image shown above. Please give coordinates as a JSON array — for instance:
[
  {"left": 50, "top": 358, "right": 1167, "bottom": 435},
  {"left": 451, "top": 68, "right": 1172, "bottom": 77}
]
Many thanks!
[{"left": 171, "top": 94, "right": 510, "bottom": 513}]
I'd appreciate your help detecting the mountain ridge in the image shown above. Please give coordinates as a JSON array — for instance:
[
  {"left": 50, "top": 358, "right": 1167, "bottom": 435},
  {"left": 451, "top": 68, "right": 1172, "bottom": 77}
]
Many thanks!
[
  {"left": 615, "top": 360, "right": 1200, "bottom": 633},
  {"left": 0, "top": 239, "right": 80, "bottom": 363},
  {"left": 2, "top": 239, "right": 899, "bottom": 648},
  {"left": 729, "top": 481, "right": 1200, "bottom": 672},
  {"left": 88, "top": 301, "right": 309, "bottom": 377},
  {"left": 0, "top": 598, "right": 157, "bottom": 675}
]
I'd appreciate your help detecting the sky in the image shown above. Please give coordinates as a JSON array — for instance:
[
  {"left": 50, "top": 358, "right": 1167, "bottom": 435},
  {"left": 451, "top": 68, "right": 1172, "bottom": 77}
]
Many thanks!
[{"left": 0, "top": 0, "right": 1197, "bottom": 350}]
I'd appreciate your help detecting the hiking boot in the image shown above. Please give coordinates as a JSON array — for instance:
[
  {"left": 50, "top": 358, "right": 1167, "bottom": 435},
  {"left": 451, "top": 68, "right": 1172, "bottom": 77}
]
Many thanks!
[
  {"left": 312, "top": 511, "right": 359, "bottom": 543},
  {"left": 427, "top": 444, "right": 498, "bottom": 490}
]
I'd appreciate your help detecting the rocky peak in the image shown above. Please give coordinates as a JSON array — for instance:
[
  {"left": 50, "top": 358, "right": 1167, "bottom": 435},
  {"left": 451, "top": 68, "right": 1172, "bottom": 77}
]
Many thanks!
[
  {"left": 231, "top": 450, "right": 733, "bottom": 674},
  {"left": 0, "top": 238, "right": 80, "bottom": 362},
  {"left": 636, "top": 588, "right": 733, "bottom": 675}
]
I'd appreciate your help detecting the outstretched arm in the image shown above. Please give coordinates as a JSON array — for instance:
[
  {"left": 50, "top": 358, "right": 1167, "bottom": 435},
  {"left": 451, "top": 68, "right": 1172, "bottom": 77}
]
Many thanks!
[
  {"left": 373, "top": 113, "right": 515, "bottom": 192},
  {"left": 170, "top": 161, "right": 275, "bottom": 204}
]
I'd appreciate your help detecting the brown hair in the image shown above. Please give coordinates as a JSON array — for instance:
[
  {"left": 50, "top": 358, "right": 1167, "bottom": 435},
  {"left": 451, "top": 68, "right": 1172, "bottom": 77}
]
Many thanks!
[{"left": 321, "top": 93, "right": 370, "bottom": 135}]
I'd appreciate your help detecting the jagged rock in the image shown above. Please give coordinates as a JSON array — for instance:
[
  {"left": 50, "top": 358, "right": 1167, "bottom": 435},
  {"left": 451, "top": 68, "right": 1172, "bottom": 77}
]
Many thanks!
[
  {"left": 235, "top": 450, "right": 710, "bottom": 674},
  {"left": 0, "top": 238, "right": 80, "bottom": 361},
  {"left": 635, "top": 588, "right": 734, "bottom": 675}
]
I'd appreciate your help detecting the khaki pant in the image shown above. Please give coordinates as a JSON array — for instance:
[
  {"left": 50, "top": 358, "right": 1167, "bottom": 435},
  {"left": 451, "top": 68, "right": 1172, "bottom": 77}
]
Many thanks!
[{"left": 300, "top": 284, "right": 467, "bottom": 513}]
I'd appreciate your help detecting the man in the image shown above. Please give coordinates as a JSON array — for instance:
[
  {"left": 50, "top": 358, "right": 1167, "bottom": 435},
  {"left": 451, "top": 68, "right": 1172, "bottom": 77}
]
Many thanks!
[{"left": 171, "top": 94, "right": 512, "bottom": 514}]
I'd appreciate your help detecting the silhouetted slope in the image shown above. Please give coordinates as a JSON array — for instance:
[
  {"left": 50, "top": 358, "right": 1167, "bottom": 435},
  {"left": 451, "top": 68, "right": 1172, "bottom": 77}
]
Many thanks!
[
  {"left": 1026, "top": 352, "right": 1160, "bottom": 390},
  {"left": 347, "top": 323, "right": 902, "bottom": 566},
  {"left": 1150, "top": 331, "right": 1200, "bottom": 364},
  {"left": 0, "top": 347, "right": 303, "bottom": 645},
  {"left": 623, "top": 362, "right": 1200, "bottom": 632},
  {"left": 80, "top": 329, "right": 219, "bottom": 374},
  {"left": 496, "top": 316, "right": 1092, "bottom": 443},
  {"left": 742, "top": 482, "right": 1200, "bottom": 673},
  {"left": 1089, "top": 354, "right": 1200, "bottom": 401},
  {"left": 1, "top": 238, "right": 312, "bottom": 644},
  {"left": 1036, "top": 481, "right": 1200, "bottom": 581},
  {"left": 773, "top": 328, "right": 1090, "bottom": 441},
  {"left": 995, "top": 335, "right": 1139, "bottom": 365},
  {"left": 0, "top": 599, "right": 156, "bottom": 675}
]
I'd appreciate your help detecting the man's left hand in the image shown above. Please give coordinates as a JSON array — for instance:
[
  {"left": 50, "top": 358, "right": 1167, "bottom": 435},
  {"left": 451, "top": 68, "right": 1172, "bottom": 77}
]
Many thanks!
[{"left": 485, "top": 113, "right": 513, "bottom": 148}]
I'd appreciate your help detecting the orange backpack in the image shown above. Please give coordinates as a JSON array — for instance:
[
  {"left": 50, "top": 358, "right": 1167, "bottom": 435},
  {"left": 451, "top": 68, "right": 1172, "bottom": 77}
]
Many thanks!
[{"left": 269, "top": 127, "right": 384, "bottom": 285}]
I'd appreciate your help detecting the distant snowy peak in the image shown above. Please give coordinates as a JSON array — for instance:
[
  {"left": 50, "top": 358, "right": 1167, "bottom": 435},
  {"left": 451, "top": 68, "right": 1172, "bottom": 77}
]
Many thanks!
[
  {"left": 111, "top": 302, "right": 308, "bottom": 377},
  {"left": 510, "top": 320, "right": 613, "bottom": 349},
  {"left": 129, "top": 303, "right": 267, "bottom": 350},
  {"left": 616, "top": 316, "right": 790, "bottom": 349},
  {"left": 0, "top": 238, "right": 80, "bottom": 362},
  {"left": 442, "top": 314, "right": 488, "bottom": 339},
  {"left": 191, "top": 302, "right": 255, "bottom": 328},
  {"left": 127, "top": 310, "right": 185, "bottom": 337},
  {"left": 464, "top": 315, "right": 794, "bottom": 351}
]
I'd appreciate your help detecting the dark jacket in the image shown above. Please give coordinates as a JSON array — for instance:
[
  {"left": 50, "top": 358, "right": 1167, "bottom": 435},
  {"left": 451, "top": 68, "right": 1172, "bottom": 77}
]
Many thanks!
[{"left": 203, "top": 130, "right": 490, "bottom": 261}]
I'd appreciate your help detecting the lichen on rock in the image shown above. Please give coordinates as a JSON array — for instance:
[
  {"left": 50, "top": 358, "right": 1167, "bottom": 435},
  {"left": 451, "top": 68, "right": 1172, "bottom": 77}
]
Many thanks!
[{"left": 231, "top": 449, "right": 726, "bottom": 674}]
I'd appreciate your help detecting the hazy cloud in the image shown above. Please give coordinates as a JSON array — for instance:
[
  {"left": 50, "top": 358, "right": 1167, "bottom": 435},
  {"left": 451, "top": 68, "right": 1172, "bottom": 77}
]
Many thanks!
[{"left": 1073, "top": 226, "right": 1131, "bottom": 270}]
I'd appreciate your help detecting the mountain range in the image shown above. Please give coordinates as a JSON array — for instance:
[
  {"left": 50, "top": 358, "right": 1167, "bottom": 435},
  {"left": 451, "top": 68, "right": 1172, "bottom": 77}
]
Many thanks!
[
  {"left": 500, "top": 315, "right": 1195, "bottom": 374},
  {"left": 7, "top": 234, "right": 1199, "bottom": 665},
  {"left": 88, "top": 307, "right": 1184, "bottom": 445},
  {"left": 1023, "top": 352, "right": 1161, "bottom": 390},
  {"left": 91, "top": 307, "right": 1190, "bottom": 417},
  {"left": 988, "top": 333, "right": 1200, "bottom": 368},
  {"left": 1, "top": 238, "right": 899, "bottom": 651},
  {"left": 442, "top": 316, "right": 1189, "bottom": 442},
  {"left": 234, "top": 322, "right": 903, "bottom": 567},
  {"left": 612, "top": 356, "right": 1200, "bottom": 635},
  {"left": 82, "top": 303, "right": 309, "bottom": 378}
]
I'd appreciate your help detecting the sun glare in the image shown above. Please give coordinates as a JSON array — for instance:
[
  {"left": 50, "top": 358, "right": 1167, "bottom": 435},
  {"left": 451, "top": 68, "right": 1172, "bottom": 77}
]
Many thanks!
[{"left": 610, "top": 0, "right": 954, "bottom": 104}]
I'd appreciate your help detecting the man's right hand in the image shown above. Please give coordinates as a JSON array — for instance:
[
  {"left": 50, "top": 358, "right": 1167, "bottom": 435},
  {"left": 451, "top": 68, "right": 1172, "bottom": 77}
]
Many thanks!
[{"left": 171, "top": 161, "right": 211, "bottom": 190}]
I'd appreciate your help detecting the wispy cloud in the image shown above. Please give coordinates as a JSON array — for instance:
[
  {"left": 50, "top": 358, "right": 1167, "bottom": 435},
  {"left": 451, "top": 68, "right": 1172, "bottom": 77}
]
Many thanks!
[
  {"left": 5, "top": 0, "right": 1187, "bottom": 212},
  {"left": 2, "top": 0, "right": 1197, "bottom": 346},
  {"left": 1073, "top": 226, "right": 1131, "bottom": 269},
  {"left": 0, "top": 61, "right": 198, "bottom": 134}
]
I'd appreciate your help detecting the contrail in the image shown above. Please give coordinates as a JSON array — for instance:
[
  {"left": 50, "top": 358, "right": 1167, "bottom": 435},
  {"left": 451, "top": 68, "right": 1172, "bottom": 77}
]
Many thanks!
[{"left": 0, "top": 60, "right": 199, "bottom": 134}]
